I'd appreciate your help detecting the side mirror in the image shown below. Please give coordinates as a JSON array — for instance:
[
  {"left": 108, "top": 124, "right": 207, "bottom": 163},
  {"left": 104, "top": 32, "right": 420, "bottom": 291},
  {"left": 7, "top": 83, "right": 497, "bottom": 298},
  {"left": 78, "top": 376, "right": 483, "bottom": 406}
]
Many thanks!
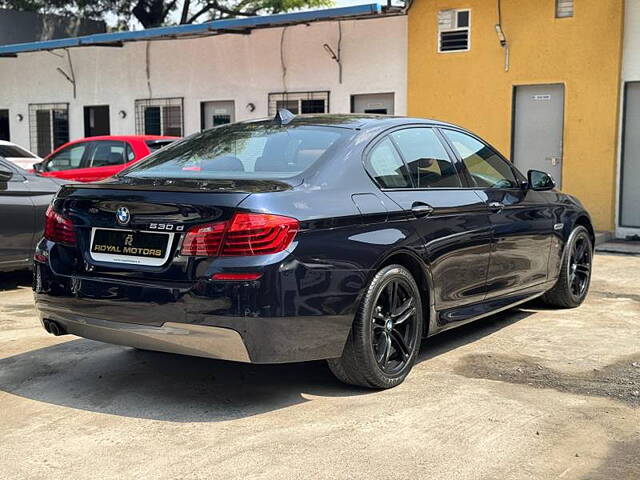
[
  {"left": 33, "top": 161, "right": 44, "bottom": 173},
  {"left": 527, "top": 169, "right": 556, "bottom": 191},
  {"left": 0, "top": 167, "right": 13, "bottom": 182}
]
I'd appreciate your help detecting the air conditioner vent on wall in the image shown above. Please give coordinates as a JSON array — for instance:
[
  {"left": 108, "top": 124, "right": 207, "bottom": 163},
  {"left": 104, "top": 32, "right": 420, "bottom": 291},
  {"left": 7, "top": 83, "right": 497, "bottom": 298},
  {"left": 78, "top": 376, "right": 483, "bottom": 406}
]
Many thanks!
[
  {"left": 438, "top": 9, "right": 470, "bottom": 53},
  {"left": 556, "top": 0, "right": 574, "bottom": 18}
]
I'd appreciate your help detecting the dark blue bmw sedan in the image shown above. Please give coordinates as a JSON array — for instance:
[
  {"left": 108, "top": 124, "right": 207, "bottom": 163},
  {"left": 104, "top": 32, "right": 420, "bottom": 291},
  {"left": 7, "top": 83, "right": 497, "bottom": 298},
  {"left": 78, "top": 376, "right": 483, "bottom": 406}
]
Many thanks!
[{"left": 34, "top": 112, "right": 594, "bottom": 388}]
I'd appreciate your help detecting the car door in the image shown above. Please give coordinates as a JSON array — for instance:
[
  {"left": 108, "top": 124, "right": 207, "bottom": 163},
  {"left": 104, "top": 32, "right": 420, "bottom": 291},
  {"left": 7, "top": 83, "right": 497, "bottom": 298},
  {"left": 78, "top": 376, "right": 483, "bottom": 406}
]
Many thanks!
[
  {"left": 40, "top": 142, "right": 91, "bottom": 181},
  {"left": 441, "top": 128, "right": 554, "bottom": 298},
  {"left": 0, "top": 159, "right": 36, "bottom": 268},
  {"left": 365, "top": 126, "right": 493, "bottom": 321},
  {"left": 74, "top": 140, "right": 132, "bottom": 182}
]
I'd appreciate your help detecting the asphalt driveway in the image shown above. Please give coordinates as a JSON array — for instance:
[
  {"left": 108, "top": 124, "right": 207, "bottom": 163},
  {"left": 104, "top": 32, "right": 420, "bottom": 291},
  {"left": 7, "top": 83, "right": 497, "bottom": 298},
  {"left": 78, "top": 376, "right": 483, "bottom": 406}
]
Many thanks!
[{"left": 1, "top": 254, "right": 639, "bottom": 480}]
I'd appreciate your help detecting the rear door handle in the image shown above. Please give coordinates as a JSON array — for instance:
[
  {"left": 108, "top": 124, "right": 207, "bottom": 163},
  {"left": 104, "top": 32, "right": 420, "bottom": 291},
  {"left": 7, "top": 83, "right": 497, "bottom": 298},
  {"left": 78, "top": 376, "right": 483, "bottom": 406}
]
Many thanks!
[
  {"left": 411, "top": 203, "right": 434, "bottom": 218},
  {"left": 488, "top": 201, "right": 504, "bottom": 213}
]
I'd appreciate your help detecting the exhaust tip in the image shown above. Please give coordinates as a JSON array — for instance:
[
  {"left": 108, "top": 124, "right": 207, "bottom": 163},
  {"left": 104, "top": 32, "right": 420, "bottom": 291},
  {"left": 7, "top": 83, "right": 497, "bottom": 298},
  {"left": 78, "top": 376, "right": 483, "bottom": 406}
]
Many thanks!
[{"left": 43, "top": 319, "right": 66, "bottom": 336}]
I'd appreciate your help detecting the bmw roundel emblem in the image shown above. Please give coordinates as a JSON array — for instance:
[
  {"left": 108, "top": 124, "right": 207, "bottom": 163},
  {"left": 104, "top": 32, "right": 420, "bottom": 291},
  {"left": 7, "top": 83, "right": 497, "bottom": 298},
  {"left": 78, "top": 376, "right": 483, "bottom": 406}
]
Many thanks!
[{"left": 116, "top": 206, "right": 131, "bottom": 226}]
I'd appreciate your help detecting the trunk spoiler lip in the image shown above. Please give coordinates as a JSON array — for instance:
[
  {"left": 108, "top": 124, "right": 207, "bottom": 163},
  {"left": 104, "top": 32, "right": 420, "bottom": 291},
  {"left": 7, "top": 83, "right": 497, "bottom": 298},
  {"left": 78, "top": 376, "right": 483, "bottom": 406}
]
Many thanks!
[{"left": 57, "top": 176, "right": 302, "bottom": 195}]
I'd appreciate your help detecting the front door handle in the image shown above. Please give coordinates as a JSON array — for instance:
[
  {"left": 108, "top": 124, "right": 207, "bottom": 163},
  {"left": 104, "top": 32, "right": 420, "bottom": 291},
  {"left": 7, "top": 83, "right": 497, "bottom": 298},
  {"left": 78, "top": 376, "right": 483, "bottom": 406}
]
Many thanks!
[
  {"left": 411, "top": 202, "right": 434, "bottom": 218},
  {"left": 488, "top": 201, "right": 504, "bottom": 213}
]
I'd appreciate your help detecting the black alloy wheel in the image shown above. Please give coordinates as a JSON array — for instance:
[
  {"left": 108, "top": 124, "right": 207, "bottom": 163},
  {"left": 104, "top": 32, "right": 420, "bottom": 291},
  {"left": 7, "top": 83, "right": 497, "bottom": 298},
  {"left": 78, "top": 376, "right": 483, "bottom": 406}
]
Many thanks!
[
  {"left": 542, "top": 225, "right": 593, "bottom": 308},
  {"left": 327, "top": 264, "right": 423, "bottom": 389},
  {"left": 568, "top": 233, "right": 592, "bottom": 298},
  {"left": 371, "top": 278, "right": 418, "bottom": 375}
]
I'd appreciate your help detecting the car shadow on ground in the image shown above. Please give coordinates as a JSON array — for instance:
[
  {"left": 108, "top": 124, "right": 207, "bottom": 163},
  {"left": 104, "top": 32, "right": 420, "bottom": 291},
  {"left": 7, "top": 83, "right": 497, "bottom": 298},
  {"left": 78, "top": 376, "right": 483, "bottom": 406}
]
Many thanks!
[
  {"left": 0, "top": 270, "right": 32, "bottom": 291},
  {"left": 0, "top": 306, "right": 535, "bottom": 423}
]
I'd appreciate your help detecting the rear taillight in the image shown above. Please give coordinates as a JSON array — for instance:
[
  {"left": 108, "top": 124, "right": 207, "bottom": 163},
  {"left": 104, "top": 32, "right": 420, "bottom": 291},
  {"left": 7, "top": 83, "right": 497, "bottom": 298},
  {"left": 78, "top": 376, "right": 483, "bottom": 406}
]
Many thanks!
[
  {"left": 44, "top": 206, "right": 76, "bottom": 245},
  {"left": 180, "top": 221, "right": 226, "bottom": 256},
  {"left": 180, "top": 213, "right": 299, "bottom": 257}
]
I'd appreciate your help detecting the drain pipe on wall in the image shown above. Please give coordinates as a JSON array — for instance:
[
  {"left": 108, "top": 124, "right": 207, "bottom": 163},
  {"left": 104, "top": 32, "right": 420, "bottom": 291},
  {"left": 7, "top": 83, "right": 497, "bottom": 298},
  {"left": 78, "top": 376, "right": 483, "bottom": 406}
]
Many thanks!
[
  {"left": 323, "top": 21, "right": 342, "bottom": 84},
  {"left": 495, "top": 0, "right": 510, "bottom": 72}
]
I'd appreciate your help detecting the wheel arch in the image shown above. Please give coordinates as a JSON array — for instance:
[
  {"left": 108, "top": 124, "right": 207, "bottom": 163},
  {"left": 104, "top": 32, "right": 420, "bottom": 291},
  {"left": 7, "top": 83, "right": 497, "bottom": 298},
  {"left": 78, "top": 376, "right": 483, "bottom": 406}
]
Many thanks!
[
  {"left": 573, "top": 214, "right": 595, "bottom": 248},
  {"left": 373, "top": 249, "right": 434, "bottom": 337}
]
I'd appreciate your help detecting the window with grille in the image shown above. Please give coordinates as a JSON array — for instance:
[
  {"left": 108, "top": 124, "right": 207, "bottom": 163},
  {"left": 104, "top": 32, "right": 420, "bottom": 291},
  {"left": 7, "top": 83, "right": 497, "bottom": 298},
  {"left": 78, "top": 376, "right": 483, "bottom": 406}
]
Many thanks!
[
  {"left": 268, "top": 92, "right": 330, "bottom": 116},
  {"left": 135, "top": 98, "right": 183, "bottom": 137},
  {"left": 28, "top": 103, "right": 69, "bottom": 157},
  {"left": 438, "top": 9, "right": 470, "bottom": 53},
  {"left": 556, "top": 0, "right": 573, "bottom": 18}
]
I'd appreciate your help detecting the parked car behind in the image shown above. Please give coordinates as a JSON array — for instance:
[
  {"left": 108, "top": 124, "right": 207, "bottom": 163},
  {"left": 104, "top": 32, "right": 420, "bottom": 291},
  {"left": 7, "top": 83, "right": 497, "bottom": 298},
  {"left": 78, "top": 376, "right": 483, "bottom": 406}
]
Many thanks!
[
  {"left": 0, "top": 157, "right": 66, "bottom": 272},
  {"left": 0, "top": 140, "right": 42, "bottom": 170},
  {"left": 34, "top": 113, "right": 594, "bottom": 389},
  {"left": 34, "top": 135, "right": 177, "bottom": 182}
]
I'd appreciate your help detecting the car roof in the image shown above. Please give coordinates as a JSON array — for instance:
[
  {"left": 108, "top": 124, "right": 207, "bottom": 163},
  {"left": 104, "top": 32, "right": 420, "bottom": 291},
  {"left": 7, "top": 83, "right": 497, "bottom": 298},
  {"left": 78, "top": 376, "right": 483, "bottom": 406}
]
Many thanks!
[
  {"left": 67, "top": 135, "right": 179, "bottom": 143},
  {"left": 239, "top": 113, "right": 458, "bottom": 131}
]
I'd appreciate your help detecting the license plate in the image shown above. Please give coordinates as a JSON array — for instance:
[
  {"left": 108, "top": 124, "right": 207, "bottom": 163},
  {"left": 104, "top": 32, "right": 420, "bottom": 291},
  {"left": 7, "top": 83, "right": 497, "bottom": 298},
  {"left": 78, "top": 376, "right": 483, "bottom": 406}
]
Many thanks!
[{"left": 89, "top": 228, "right": 173, "bottom": 266}]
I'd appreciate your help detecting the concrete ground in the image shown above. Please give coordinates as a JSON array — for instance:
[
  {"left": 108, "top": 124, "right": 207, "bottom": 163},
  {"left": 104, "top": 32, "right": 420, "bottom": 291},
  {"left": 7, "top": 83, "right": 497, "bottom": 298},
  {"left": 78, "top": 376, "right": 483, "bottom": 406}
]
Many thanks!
[{"left": 1, "top": 254, "right": 639, "bottom": 480}]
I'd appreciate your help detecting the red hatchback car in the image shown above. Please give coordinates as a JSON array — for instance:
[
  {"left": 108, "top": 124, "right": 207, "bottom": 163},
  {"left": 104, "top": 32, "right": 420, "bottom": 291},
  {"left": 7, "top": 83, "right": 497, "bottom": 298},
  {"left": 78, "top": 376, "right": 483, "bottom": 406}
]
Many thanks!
[{"left": 34, "top": 135, "right": 178, "bottom": 182}]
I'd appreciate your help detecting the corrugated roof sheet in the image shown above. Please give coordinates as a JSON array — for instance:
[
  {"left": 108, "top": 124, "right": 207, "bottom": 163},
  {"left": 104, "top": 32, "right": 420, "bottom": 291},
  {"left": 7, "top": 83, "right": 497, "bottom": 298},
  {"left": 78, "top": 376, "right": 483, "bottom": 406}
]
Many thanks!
[{"left": 0, "top": 4, "right": 384, "bottom": 56}]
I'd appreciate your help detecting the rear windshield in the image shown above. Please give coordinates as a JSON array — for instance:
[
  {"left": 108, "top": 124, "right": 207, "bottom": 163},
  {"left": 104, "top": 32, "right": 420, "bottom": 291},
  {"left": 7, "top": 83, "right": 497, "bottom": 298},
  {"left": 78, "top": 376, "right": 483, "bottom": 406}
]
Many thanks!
[
  {"left": 0, "top": 145, "right": 36, "bottom": 158},
  {"left": 122, "top": 123, "right": 352, "bottom": 180}
]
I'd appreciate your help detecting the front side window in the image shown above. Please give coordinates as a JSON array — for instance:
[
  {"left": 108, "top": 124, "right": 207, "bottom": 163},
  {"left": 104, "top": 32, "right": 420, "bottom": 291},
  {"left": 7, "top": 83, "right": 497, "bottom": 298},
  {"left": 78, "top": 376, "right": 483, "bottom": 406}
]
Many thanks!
[
  {"left": 88, "top": 141, "right": 128, "bottom": 167},
  {"left": 367, "top": 137, "right": 412, "bottom": 189},
  {"left": 45, "top": 143, "right": 87, "bottom": 171},
  {"left": 390, "top": 128, "right": 461, "bottom": 188},
  {"left": 443, "top": 130, "right": 517, "bottom": 189},
  {"left": 122, "top": 123, "right": 351, "bottom": 180}
]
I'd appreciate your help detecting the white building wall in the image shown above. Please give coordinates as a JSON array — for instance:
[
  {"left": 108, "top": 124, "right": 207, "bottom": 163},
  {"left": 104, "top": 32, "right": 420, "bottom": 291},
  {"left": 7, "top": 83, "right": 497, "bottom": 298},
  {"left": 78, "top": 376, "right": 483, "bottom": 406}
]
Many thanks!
[
  {"left": 0, "top": 15, "right": 407, "bottom": 149},
  {"left": 616, "top": 0, "right": 640, "bottom": 237}
]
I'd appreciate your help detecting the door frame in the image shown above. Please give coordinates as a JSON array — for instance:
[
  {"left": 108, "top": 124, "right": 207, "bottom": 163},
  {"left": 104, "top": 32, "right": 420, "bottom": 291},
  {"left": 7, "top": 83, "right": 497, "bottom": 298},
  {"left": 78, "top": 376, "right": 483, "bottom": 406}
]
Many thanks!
[
  {"left": 350, "top": 92, "right": 396, "bottom": 115},
  {"left": 0, "top": 109, "right": 9, "bottom": 141},
  {"left": 200, "top": 100, "right": 236, "bottom": 131},
  {"left": 83, "top": 105, "right": 111, "bottom": 137},
  {"left": 616, "top": 80, "right": 640, "bottom": 238},
  {"left": 510, "top": 82, "right": 566, "bottom": 187}
]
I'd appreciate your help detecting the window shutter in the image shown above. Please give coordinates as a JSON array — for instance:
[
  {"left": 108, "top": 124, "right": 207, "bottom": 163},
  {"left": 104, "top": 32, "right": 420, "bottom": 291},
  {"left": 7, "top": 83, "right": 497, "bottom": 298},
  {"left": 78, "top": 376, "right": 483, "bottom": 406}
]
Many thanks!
[{"left": 556, "top": 0, "right": 574, "bottom": 18}]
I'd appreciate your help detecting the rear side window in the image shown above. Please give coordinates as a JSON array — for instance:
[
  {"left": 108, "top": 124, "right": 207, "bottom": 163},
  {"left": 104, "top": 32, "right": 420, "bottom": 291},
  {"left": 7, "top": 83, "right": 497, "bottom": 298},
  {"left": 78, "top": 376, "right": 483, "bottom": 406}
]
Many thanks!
[
  {"left": 443, "top": 130, "right": 518, "bottom": 189},
  {"left": 88, "top": 141, "right": 128, "bottom": 167},
  {"left": 390, "top": 128, "right": 462, "bottom": 188},
  {"left": 45, "top": 143, "right": 87, "bottom": 171},
  {"left": 0, "top": 145, "right": 36, "bottom": 158},
  {"left": 367, "top": 137, "right": 412, "bottom": 189},
  {"left": 123, "top": 124, "right": 351, "bottom": 179}
]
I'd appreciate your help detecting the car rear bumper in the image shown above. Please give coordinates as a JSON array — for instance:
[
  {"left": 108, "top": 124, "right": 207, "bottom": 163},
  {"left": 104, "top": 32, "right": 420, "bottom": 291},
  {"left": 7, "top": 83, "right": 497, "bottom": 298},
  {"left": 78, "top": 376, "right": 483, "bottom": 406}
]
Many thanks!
[
  {"left": 40, "top": 313, "right": 252, "bottom": 362},
  {"left": 37, "top": 305, "right": 353, "bottom": 363}
]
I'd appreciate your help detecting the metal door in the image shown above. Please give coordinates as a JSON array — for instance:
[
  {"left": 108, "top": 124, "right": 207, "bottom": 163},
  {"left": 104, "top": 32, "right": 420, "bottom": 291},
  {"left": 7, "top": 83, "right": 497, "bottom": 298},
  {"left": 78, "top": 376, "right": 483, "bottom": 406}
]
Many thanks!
[
  {"left": 201, "top": 101, "right": 235, "bottom": 130},
  {"left": 84, "top": 105, "right": 110, "bottom": 137},
  {"left": 0, "top": 109, "right": 9, "bottom": 140},
  {"left": 512, "top": 84, "right": 564, "bottom": 186},
  {"left": 620, "top": 82, "right": 640, "bottom": 230},
  {"left": 351, "top": 93, "right": 395, "bottom": 115}
]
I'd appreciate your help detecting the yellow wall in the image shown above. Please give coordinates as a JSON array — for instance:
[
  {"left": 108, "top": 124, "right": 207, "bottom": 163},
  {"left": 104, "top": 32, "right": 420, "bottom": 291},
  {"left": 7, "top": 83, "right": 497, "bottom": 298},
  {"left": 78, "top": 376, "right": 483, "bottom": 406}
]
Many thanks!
[{"left": 408, "top": 0, "right": 624, "bottom": 230}]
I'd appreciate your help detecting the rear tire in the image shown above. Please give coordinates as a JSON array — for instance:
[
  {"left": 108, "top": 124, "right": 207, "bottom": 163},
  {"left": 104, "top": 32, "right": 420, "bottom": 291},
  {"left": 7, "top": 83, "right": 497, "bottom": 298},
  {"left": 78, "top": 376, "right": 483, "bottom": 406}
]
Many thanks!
[
  {"left": 542, "top": 225, "right": 593, "bottom": 308},
  {"left": 328, "top": 265, "right": 423, "bottom": 389}
]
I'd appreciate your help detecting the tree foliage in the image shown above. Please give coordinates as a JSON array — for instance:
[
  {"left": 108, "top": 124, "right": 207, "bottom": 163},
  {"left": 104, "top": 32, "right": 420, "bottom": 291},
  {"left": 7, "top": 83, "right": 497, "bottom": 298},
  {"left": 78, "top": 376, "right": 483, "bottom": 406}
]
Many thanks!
[{"left": 0, "top": 0, "right": 333, "bottom": 29}]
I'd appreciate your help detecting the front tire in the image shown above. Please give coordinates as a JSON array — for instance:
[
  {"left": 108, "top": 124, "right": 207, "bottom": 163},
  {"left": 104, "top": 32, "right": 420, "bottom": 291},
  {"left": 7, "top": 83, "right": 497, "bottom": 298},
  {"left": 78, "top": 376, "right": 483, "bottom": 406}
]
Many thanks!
[
  {"left": 542, "top": 225, "right": 593, "bottom": 308},
  {"left": 328, "top": 265, "right": 423, "bottom": 389}
]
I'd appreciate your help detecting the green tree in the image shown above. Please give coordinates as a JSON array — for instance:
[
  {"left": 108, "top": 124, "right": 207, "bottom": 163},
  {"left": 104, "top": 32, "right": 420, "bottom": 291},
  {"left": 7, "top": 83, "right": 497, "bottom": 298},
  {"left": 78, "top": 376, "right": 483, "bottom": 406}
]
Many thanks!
[{"left": 0, "top": 0, "right": 333, "bottom": 29}]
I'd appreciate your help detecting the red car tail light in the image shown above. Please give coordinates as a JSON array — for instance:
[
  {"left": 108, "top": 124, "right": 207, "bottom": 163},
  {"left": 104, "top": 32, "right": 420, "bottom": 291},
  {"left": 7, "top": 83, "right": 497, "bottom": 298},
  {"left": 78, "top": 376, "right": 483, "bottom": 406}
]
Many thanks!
[
  {"left": 180, "top": 221, "right": 227, "bottom": 256},
  {"left": 221, "top": 213, "right": 299, "bottom": 256},
  {"left": 44, "top": 206, "right": 76, "bottom": 245},
  {"left": 180, "top": 213, "right": 299, "bottom": 257}
]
